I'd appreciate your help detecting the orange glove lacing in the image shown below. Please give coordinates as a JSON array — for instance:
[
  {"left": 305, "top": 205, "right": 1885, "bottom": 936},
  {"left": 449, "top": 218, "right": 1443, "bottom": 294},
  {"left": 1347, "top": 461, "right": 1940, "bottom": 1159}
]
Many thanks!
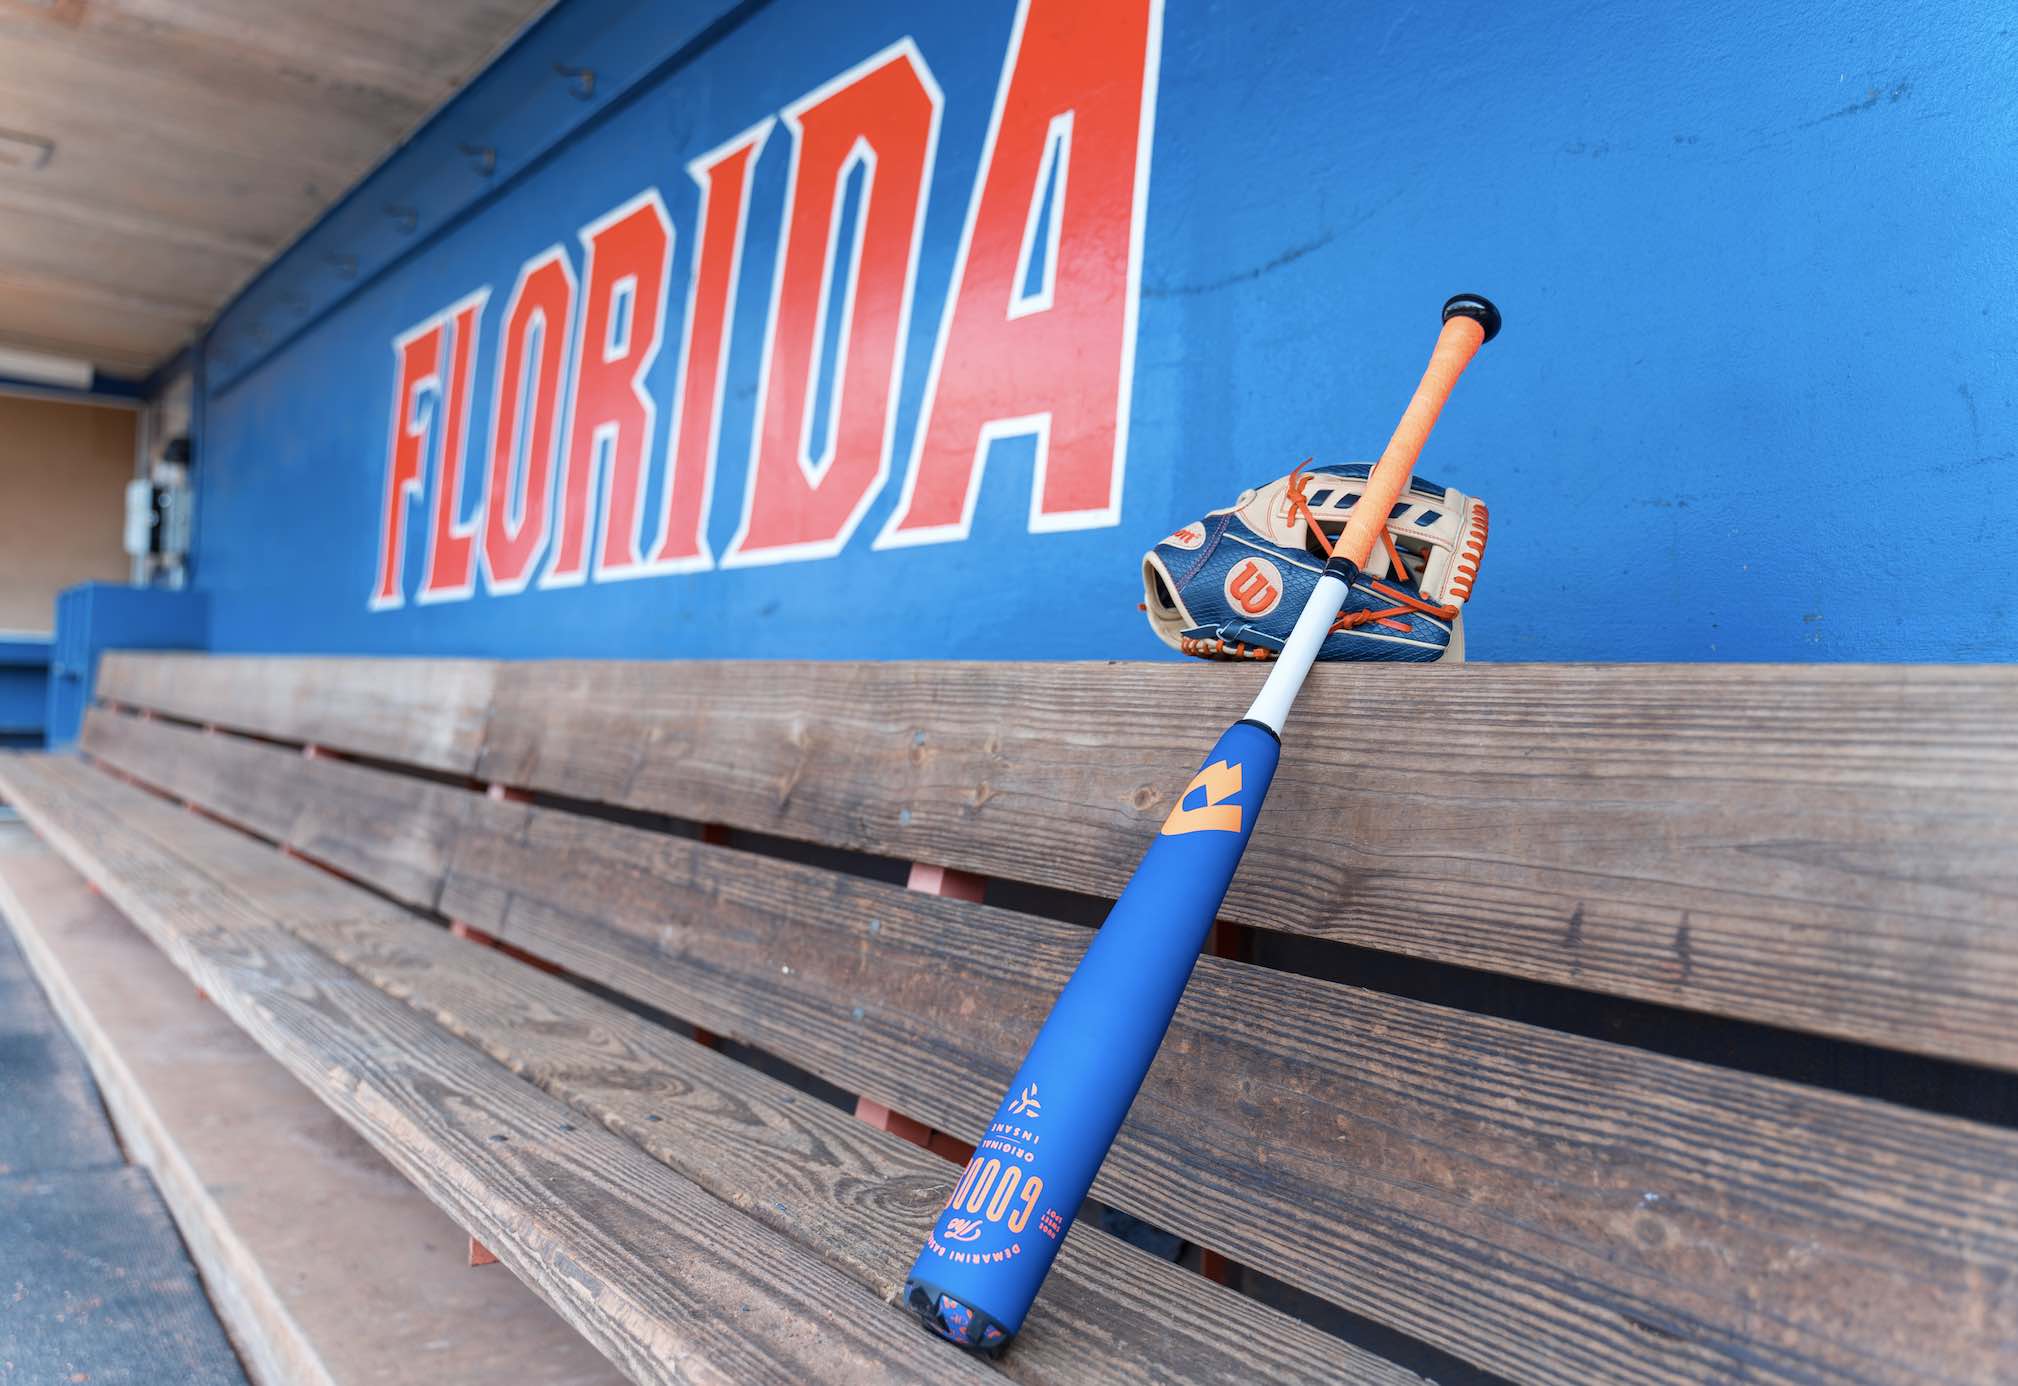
[{"left": 1284, "top": 459, "right": 1468, "bottom": 635}]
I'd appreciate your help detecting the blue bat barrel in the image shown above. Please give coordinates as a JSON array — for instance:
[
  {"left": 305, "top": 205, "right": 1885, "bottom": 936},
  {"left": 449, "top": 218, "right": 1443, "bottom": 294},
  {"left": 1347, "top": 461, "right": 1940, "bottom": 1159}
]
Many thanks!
[{"left": 904, "top": 717, "right": 1282, "bottom": 1353}]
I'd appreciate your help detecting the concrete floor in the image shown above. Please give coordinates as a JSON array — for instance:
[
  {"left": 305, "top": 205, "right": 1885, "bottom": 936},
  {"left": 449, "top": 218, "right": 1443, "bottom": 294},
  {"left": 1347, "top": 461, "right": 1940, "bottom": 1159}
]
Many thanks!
[{"left": 0, "top": 821, "right": 249, "bottom": 1384}]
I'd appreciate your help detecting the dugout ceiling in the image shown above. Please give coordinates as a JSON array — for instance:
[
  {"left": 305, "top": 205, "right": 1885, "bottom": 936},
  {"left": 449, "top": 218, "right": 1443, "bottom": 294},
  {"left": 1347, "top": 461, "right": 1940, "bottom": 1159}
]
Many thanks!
[{"left": 0, "top": 0, "right": 553, "bottom": 378}]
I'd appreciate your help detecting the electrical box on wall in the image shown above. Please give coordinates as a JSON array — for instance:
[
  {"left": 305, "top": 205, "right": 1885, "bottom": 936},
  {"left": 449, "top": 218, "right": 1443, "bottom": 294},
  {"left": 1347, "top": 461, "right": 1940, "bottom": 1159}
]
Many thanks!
[
  {"left": 123, "top": 478, "right": 156, "bottom": 555},
  {"left": 126, "top": 434, "right": 196, "bottom": 589},
  {"left": 46, "top": 583, "right": 209, "bottom": 748}
]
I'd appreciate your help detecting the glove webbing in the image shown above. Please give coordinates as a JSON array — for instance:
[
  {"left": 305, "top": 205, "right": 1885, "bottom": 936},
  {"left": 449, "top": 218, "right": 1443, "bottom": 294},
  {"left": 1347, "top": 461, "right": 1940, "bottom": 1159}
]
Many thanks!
[{"left": 1285, "top": 459, "right": 1468, "bottom": 635}]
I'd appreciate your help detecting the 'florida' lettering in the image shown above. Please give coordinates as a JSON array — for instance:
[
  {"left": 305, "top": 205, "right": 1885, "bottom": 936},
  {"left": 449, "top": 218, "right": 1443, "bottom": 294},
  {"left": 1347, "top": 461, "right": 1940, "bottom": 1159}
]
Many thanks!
[{"left": 369, "top": 1, "right": 1163, "bottom": 610}]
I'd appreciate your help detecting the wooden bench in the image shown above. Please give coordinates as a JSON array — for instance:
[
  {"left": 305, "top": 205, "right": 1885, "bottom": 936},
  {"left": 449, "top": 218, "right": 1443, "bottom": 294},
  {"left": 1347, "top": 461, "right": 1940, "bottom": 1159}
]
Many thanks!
[
  {"left": 2, "top": 652, "right": 2015, "bottom": 1384},
  {"left": 0, "top": 823, "right": 627, "bottom": 1386}
]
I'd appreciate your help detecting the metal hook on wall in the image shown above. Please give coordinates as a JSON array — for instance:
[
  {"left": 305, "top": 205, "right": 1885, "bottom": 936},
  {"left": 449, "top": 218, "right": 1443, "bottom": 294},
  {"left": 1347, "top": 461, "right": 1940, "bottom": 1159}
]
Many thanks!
[
  {"left": 458, "top": 142, "right": 497, "bottom": 176},
  {"left": 553, "top": 63, "right": 596, "bottom": 100}
]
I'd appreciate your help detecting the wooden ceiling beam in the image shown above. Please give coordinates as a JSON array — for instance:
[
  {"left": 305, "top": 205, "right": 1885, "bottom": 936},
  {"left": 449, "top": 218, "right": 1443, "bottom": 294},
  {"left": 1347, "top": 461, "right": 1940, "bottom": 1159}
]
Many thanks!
[
  {"left": 0, "top": 266, "right": 211, "bottom": 323},
  {"left": 0, "top": 37, "right": 406, "bottom": 180},
  {"left": 0, "top": 186, "right": 272, "bottom": 265},
  {"left": 0, "top": 0, "right": 555, "bottom": 374},
  {"left": 0, "top": 311, "right": 182, "bottom": 377},
  {"left": 60, "top": 0, "right": 532, "bottom": 107}
]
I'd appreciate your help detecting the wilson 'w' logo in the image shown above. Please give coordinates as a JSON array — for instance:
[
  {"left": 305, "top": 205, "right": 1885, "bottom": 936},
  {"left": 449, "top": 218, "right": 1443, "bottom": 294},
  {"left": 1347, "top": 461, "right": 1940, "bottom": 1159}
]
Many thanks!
[
  {"left": 1162, "top": 760, "right": 1243, "bottom": 836},
  {"left": 1223, "top": 557, "right": 1283, "bottom": 616}
]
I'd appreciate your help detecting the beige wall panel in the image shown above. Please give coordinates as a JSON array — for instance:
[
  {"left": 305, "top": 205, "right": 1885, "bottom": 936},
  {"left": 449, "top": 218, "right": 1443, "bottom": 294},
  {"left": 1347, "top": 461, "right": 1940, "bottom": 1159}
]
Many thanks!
[{"left": 0, "top": 394, "right": 135, "bottom": 633}]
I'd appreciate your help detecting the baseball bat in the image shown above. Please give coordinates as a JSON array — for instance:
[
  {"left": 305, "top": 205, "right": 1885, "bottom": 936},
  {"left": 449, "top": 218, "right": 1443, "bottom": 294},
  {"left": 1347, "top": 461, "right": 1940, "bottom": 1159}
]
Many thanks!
[{"left": 903, "top": 294, "right": 1502, "bottom": 1356}]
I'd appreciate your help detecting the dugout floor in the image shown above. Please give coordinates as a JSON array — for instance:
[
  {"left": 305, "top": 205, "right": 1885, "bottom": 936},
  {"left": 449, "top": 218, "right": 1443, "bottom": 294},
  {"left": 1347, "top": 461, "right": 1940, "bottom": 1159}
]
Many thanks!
[{"left": 0, "top": 816, "right": 249, "bottom": 1385}]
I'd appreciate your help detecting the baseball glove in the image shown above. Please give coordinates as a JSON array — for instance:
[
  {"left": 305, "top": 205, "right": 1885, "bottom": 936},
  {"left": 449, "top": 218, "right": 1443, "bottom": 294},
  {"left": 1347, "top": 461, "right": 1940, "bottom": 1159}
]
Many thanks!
[{"left": 1141, "top": 462, "right": 1487, "bottom": 663}]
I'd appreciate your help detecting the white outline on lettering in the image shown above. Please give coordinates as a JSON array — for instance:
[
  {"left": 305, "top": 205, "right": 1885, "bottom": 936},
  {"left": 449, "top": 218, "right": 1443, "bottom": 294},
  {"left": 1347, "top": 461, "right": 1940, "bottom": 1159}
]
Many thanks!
[
  {"left": 480, "top": 244, "right": 578, "bottom": 597},
  {"left": 368, "top": 313, "right": 447, "bottom": 612},
  {"left": 539, "top": 188, "right": 673, "bottom": 589},
  {"left": 874, "top": 0, "right": 1165, "bottom": 549},
  {"left": 639, "top": 117, "right": 776, "bottom": 577},
  {"left": 415, "top": 285, "right": 494, "bottom": 606},
  {"left": 722, "top": 37, "right": 944, "bottom": 569},
  {"left": 1008, "top": 110, "right": 1071, "bottom": 320},
  {"left": 796, "top": 136, "right": 875, "bottom": 491}
]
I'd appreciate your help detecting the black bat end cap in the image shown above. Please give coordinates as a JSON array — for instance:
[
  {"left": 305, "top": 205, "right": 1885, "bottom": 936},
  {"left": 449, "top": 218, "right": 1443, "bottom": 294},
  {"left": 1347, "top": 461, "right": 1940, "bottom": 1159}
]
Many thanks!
[
  {"left": 1442, "top": 293, "right": 1502, "bottom": 344},
  {"left": 905, "top": 1279, "right": 1014, "bottom": 1358}
]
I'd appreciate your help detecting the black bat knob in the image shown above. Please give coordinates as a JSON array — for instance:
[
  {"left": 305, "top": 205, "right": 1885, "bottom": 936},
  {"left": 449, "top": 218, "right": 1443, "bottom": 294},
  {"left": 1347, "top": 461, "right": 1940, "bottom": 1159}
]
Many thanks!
[{"left": 1442, "top": 293, "right": 1502, "bottom": 344}]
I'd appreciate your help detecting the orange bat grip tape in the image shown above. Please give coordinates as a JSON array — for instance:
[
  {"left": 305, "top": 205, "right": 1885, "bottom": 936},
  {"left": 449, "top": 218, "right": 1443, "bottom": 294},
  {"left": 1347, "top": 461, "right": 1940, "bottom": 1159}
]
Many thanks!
[{"left": 1335, "top": 314, "right": 1486, "bottom": 570}]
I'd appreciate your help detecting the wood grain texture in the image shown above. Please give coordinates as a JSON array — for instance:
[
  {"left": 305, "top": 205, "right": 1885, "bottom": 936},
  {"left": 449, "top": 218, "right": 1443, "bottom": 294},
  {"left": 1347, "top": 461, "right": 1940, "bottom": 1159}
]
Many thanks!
[
  {"left": 440, "top": 795, "right": 2018, "bottom": 1386},
  {"left": 0, "top": 283, "right": 172, "bottom": 374},
  {"left": 0, "top": 754, "right": 996, "bottom": 1386},
  {"left": 0, "top": 839, "right": 626, "bottom": 1386},
  {"left": 0, "top": 200, "right": 248, "bottom": 311},
  {"left": 1, "top": 753, "right": 1413, "bottom": 1386},
  {"left": 0, "top": 180, "right": 271, "bottom": 264},
  {"left": 97, "top": 654, "right": 495, "bottom": 775},
  {"left": 479, "top": 659, "right": 2018, "bottom": 1068},
  {"left": 296, "top": 913, "right": 1416, "bottom": 1386},
  {"left": 0, "top": 0, "right": 550, "bottom": 370},
  {"left": 82, "top": 707, "right": 471, "bottom": 911},
  {"left": 72, "top": 0, "right": 546, "bottom": 108}
]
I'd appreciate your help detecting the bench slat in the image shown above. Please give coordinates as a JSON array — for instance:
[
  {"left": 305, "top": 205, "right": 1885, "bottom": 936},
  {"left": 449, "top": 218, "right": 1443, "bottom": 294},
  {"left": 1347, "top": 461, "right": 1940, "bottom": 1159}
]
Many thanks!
[
  {"left": 0, "top": 753, "right": 998, "bottom": 1386},
  {"left": 83, "top": 708, "right": 469, "bottom": 912},
  {"left": 26, "top": 740, "right": 1409, "bottom": 1386},
  {"left": 471, "top": 659, "right": 2018, "bottom": 1069},
  {"left": 81, "top": 709, "right": 2018, "bottom": 1382},
  {"left": 306, "top": 915, "right": 1411, "bottom": 1385},
  {"left": 0, "top": 840, "right": 631, "bottom": 1386},
  {"left": 439, "top": 790, "right": 2018, "bottom": 1386},
  {"left": 96, "top": 653, "right": 495, "bottom": 775}
]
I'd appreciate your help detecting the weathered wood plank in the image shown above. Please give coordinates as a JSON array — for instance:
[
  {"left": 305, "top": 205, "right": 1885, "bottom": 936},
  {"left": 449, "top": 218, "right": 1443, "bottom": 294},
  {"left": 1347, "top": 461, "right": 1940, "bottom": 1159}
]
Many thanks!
[
  {"left": 0, "top": 754, "right": 997, "bottom": 1386},
  {"left": 2, "top": 754, "right": 1413, "bottom": 1386},
  {"left": 82, "top": 707, "right": 469, "bottom": 911},
  {"left": 0, "top": 0, "right": 548, "bottom": 230},
  {"left": 0, "top": 0, "right": 551, "bottom": 368},
  {"left": 0, "top": 180, "right": 270, "bottom": 264},
  {"left": 97, "top": 654, "right": 495, "bottom": 774},
  {"left": 0, "top": 284, "right": 172, "bottom": 373},
  {"left": 78, "top": 685, "right": 2018, "bottom": 1380},
  {"left": 479, "top": 659, "right": 2018, "bottom": 1068},
  {"left": 0, "top": 202, "right": 247, "bottom": 308},
  {"left": 441, "top": 793, "right": 2018, "bottom": 1386},
  {"left": 0, "top": 837, "right": 626, "bottom": 1386},
  {"left": 98, "top": 0, "right": 551, "bottom": 106},
  {"left": 295, "top": 911, "right": 1414, "bottom": 1386}
]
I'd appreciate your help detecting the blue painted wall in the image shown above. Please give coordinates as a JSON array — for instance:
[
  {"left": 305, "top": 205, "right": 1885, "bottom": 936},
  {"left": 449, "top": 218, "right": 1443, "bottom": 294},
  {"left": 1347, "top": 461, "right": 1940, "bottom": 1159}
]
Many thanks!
[
  {"left": 192, "top": 0, "right": 2017, "bottom": 662},
  {"left": 0, "top": 636, "right": 52, "bottom": 749}
]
